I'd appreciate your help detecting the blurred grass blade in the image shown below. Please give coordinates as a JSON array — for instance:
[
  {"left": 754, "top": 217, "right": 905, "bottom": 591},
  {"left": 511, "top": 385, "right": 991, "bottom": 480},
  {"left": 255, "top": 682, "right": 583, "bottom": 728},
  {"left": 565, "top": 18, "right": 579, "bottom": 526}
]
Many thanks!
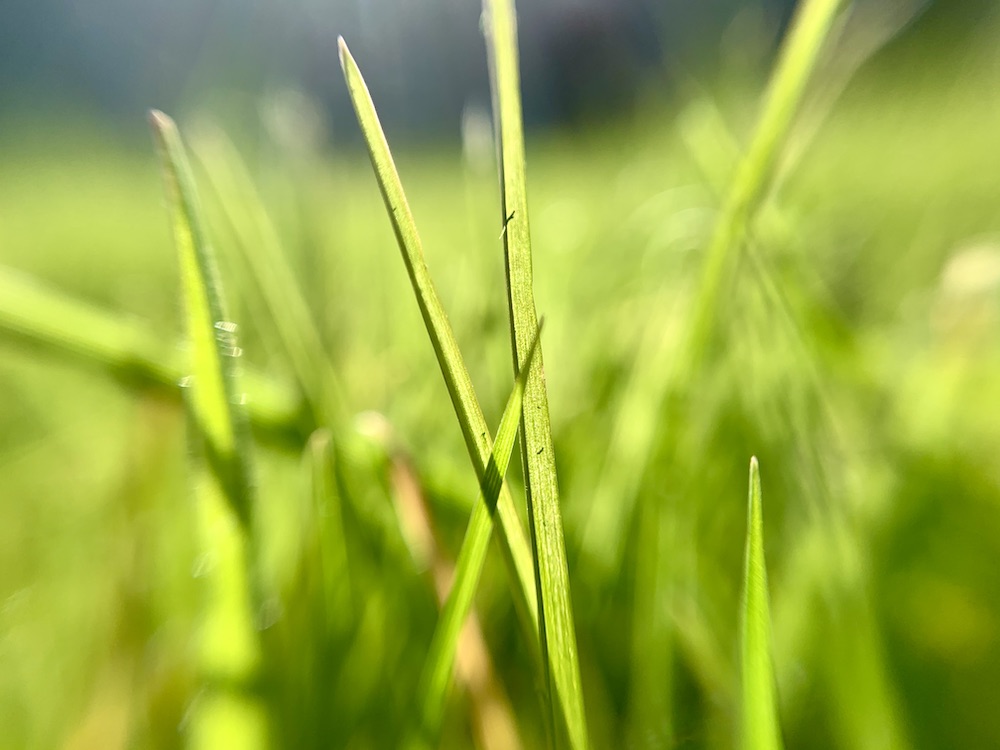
[
  {"left": 0, "top": 265, "right": 301, "bottom": 434},
  {"left": 151, "top": 109, "right": 268, "bottom": 750},
  {"left": 741, "top": 458, "right": 783, "bottom": 750},
  {"left": 418, "top": 324, "right": 541, "bottom": 739},
  {"left": 338, "top": 36, "right": 541, "bottom": 647},
  {"left": 151, "top": 110, "right": 258, "bottom": 526},
  {"left": 579, "top": 0, "right": 847, "bottom": 582},
  {"left": 681, "top": 0, "right": 846, "bottom": 378},
  {"left": 192, "top": 129, "right": 345, "bottom": 427},
  {"left": 307, "top": 428, "right": 352, "bottom": 628},
  {"left": 483, "top": 1, "right": 588, "bottom": 748}
]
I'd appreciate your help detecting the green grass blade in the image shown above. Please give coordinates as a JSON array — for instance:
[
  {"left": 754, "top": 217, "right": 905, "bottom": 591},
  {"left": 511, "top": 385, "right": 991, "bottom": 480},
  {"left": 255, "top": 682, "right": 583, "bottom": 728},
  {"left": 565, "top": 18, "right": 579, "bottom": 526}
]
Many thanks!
[
  {"left": 579, "top": 0, "right": 847, "bottom": 584},
  {"left": 191, "top": 129, "right": 345, "bottom": 427},
  {"left": 0, "top": 265, "right": 302, "bottom": 434},
  {"left": 483, "top": 1, "right": 588, "bottom": 748},
  {"left": 741, "top": 458, "right": 784, "bottom": 750},
  {"left": 151, "top": 109, "right": 257, "bottom": 526},
  {"left": 151, "top": 109, "right": 268, "bottom": 750},
  {"left": 681, "top": 0, "right": 846, "bottom": 378},
  {"left": 417, "top": 324, "right": 541, "bottom": 739},
  {"left": 307, "top": 428, "right": 352, "bottom": 628},
  {"left": 337, "top": 37, "right": 540, "bottom": 643}
]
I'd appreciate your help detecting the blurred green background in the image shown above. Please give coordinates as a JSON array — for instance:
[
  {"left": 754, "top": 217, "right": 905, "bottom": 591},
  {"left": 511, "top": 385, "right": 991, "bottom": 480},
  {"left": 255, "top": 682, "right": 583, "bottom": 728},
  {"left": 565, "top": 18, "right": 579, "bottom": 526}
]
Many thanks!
[{"left": 2, "top": 1, "right": 1000, "bottom": 748}]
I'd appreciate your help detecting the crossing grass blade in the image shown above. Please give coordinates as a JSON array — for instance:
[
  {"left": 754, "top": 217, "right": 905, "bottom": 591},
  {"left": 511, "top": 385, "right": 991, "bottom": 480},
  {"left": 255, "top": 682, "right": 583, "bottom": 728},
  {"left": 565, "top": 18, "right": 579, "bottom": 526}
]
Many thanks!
[
  {"left": 417, "top": 323, "right": 541, "bottom": 740},
  {"left": 191, "top": 128, "right": 345, "bottom": 428},
  {"left": 741, "top": 458, "right": 784, "bottom": 750},
  {"left": 680, "top": 0, "right": 847, "bottom": 380},
  {"left": 0, "top": 264, "right": 302, "bottom": 434},
  {"left": 579, "top": 0, "right": 848, "bottom": 585},
  {"left": 337, "top": 36, "right": 541, "bottom": 645},
  {"left": 482, "top": 1, "right": 588, "bottom": 747},
  {"left": 150, "top": 110, "right": 269, "bottom": 750},
  {"left": 151, "top": 110, "right": 258, "bottom": 526}
]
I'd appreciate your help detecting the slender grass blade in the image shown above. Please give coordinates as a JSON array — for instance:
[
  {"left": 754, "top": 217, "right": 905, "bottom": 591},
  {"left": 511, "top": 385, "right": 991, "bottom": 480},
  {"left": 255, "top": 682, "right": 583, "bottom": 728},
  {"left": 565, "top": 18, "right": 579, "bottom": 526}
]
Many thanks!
[
  {"left": 741, "top": 457, "right": 784, "bottom": 750},
  {"left": 682, "top": 0, "right": 847, "bottom": 379},
  {"left": 192, "top": 129, "right": 345, "bottom": 428},
  {"left": 0, "top": 264, "right": 301, "bottom": 434},
  {"left": 417, "top": 324, "right": 541, "bottom": 739},
  {"left": 337, "top": 36, "right": 540, "bottom": 647},
  {"left": 482, "top": 1, "right": 588, "bottom": 747},
  {"left": 151, "top": 109, "right": 268, "bottom": 750},
  {"left": 150, "top": 110, "right": 256, "bottom": 525}
]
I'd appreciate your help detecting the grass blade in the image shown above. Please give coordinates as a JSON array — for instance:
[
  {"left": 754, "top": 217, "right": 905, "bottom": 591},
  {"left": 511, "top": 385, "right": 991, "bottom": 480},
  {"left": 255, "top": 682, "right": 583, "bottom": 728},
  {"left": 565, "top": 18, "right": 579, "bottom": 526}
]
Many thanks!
[
  {"left": 151, "top": 110, "right": 258, "bottom": 525},
  {"left": 151, "top": 110, "right": 268, "bottom": 750},
  {"left": 482, "top": 1, "right": 588, "bottom": 747},
  {"left": 417, "top": 324, "right": 541, "bottom": 739},
  {"left": 681, "top": 0, "right": 847, "bottom": 378},
  {"left": 337, "top": 37, "right": 540, "bottom": 647},
  {"left": 191, "top": 128, "right": 345, "bottom": 428},
  {"left": 741, "top": 457, "right": 783, "bottom": 750},
  {"left": 579, "top": 0, "right": 848, "bottom": 583},
  {"left": 0, "top": 265, "right": 302, "bottom": 434}
]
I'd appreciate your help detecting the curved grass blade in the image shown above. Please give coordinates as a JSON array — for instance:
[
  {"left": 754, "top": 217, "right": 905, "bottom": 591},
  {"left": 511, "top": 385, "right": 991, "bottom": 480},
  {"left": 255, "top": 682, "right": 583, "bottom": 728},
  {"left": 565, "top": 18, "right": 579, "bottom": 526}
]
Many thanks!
[
  {"left": 741, "top": 458, "right": 784, "bottom": 750},
  {"left": 151, "top": 110, "right": 257, "bottom": 526},
  {"left": 680, "top": 0, "right": 847, "bottom": 380},
  {"left": 338, "top": 37, "right": 540, "bottom": 648},
  {"left": 151, "top": 110, "right": 268, "bottom": 750},
  {"left": 482, "top": 1, "right": 588, "bottom": 747},
  {"left": 0, "top": 265, "right": 302, "bottom": 434},
  {"left": 417, "top": 324, "right": 541, "bottom": 740},
  {"left": 191, "top": 128, "right": 346, "bottom": 428},
  {"left": 579, "top": 0, "right": 848, "bottom": 583}
]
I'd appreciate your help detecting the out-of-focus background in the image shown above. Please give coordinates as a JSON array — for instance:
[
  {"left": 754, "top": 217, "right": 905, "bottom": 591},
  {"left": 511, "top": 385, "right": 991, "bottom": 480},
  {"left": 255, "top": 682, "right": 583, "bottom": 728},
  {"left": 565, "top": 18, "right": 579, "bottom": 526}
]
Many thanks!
[{"left": 2, "top": 0, "right": 1000, "bottom": 748}]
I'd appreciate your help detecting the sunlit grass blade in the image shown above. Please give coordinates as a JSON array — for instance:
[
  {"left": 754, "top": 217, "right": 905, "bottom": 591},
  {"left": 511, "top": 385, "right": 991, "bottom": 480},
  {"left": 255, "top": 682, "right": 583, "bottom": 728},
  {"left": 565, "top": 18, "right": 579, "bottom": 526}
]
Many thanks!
[
  {"left": 151, "top": 109, "right": 256, "bottom": 525},
  {"left": 681, "top": 0, "right": 846, "bottom": 379},
  {"left": 483, "top": 1, "right": 588, "bottom": 747},
  {"left": 0, "top": 264, "right": 302, "bottom": 434},
  {"left": 191, "top": 128, "right": 345, "bottom": 428},
  {"left": 151, "top": 109, "right": 268, "bottom": 750},
  {"left": 741, "top": 457, "right": 783, "bottom": 750},
  {"left": 338, "top": 36, "right": 540, "bottom": 647},
  {"left": 579, "top": 0, "right": 848, "bottom": 586},
  {"left": 417, "top": 324, "right": 541, "bottom": 740}
]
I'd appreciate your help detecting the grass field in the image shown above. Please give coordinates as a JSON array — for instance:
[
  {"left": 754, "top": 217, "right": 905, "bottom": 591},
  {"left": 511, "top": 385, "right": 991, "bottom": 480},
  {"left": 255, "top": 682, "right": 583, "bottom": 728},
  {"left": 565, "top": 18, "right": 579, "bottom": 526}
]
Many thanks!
[{"left": 2, "top": 3, "right": 1000, "bottom": 748}]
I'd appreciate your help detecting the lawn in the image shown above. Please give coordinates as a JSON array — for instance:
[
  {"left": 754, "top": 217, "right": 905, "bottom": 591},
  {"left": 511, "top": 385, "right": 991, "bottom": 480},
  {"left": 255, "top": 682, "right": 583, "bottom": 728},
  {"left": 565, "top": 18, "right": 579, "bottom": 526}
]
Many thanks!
[{"left": 1, "top": 3, "right": 1000, "bottom": 748}]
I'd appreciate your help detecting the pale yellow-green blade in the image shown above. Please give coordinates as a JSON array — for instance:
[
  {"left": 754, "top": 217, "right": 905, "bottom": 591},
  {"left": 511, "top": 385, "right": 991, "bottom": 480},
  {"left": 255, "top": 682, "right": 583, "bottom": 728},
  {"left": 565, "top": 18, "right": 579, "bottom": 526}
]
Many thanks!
[
  {"left": 417, "top": 325, "right": 541, "bottom": 740},
  {"left": 151, "top": 110, "right": 268, "bottom": 750},
  {"left": 338, "top": 37, "right": 540, "bottom": 645},
  {"left": 741, "top": 458, "right": 784, "bottom": 750},
  {"left": 483, "top": 1, "right": 588, "bottom": 747}
]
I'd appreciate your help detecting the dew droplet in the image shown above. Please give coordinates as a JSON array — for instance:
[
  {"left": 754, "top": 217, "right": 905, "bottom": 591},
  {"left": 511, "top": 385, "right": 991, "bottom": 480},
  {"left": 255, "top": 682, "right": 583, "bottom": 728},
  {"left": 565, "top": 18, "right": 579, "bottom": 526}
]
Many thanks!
[
  {"left": 256, "top": 597, "right": 283, "bottom": 630},
  {"left": 191, "top": 552, "right": 215, "bottom": 578},
  {"left": 178, "top": 375, "right": 193, "bottom": 388}
]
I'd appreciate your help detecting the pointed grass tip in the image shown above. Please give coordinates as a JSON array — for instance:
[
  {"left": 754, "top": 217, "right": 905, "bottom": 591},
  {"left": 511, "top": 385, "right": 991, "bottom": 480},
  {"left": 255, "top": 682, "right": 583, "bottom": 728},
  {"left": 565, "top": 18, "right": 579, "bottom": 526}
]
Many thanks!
[
  {"left": 749, "top": 456, "right": 761, "bottom": 498},
  {"left": 337, "top": 36, "right": 350, "bottom": 72},
  {"left": 148, "top": 109, "right": 169, "bottom": 127}
]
